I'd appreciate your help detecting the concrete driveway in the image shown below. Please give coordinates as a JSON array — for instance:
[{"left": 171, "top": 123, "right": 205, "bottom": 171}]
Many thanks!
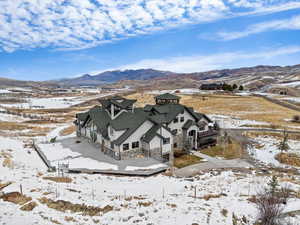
[{"left": 175, "top": 151, "right": 253, "bottom": 177}]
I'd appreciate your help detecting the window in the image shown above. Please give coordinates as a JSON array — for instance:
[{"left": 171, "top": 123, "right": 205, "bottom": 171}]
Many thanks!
[
  {"left": 110, "top": 142, "right": 114, "bottom": 149},
  {"left": 173, "top": 129, "right": 178, "bottom": 135},
  {"left": 132, "top": 141, "right": 139, "bottom": 149},
  {"left": 174, "top": 143, "right": 178, "bottom": 148},
  {"left": 174, "top": 117, "right": 178, "bottom": 123},
  {"left": 180, "top": 117, "right": 184, "bottom": 122},
  {"left": 163, "top": 138, "right": 170, "bottom": 145},
  {"left": 123, "top": 143, "right": 129, "bottom": 151},
  {"left": 189, "top": 130, "right": 195, "bottom": 136}
]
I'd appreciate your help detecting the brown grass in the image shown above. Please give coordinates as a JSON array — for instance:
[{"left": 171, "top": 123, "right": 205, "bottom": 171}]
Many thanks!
[
  {"left": 201, "top": 141, "right": 242, "bottom": 159},
  {"left": 275, "top": 153, "right": 300, "bottom": 167},
  {"left": 127, "top": 93, "right": 300, "bottom": 131},
  {"left": 38, "top": 197, "right": 113, "bottom": 216},
  {"left": 2, "top": 158, "right": 14, "bottom": 169},
  {"left": 201, "top": 193, "right": 226, "bottom": 201},
  {"left": 137, "top": 201, "right": 152, "bottom": 207},
  {"left": 0, "top": 121, "right": 32, "bottom": 131},
  {"left": 244, "top": 131, "right": 300, "bottom": 141},
  {"left": 42, "top": 176, "right": 73, "bottom": 183},
  {"left": 174, "top": 154, "right": 203, "bottom": 168},
  {"left": 20, "top": 201, "right": 38, "bottom": 211},
  {"left": 0, "top": 192, "right": 32, "bottom": 205},
  {"left": 0, "top": 182, "right": 12, "bottom": 190},
  {"left": 59, "top": 125, "right": 76, "bottom": 136}
]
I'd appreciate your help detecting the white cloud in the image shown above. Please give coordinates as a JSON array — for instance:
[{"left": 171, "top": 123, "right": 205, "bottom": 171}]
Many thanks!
[
  {"left": 0, "top": 0, "right": 300, "bottom": 52},
  {"left": 101, "top": 45, "right": 300, "bottom": 73},
  {"left": 217, "top": 14, "right": 300, "bottom": 40}
]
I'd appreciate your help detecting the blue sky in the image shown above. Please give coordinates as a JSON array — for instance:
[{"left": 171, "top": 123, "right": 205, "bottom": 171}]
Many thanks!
[{"left": 0, "top": 0, "right": 300, "bottom": 81}]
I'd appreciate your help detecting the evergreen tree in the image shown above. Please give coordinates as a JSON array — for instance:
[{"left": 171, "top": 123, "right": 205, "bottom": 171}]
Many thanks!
[
  {"left": 233, "top": 84, "right": 238, "bottom": 90},
  {"left": 239, "top": 85, "right": 244, "bottom": 91},
  {"left": 268, "top": 175, "right": 279, "bottom": 195},
  {"left": 279, "top": 130, "right": 289, "bottom": 152}
]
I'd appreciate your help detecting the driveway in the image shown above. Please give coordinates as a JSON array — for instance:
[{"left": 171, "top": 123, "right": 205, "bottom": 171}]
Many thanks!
[{"left": 175, "top": 151, "right": 253, "bottom": 177}]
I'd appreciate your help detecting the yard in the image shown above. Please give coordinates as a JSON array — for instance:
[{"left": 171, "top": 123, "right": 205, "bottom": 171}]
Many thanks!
[
  {"left": 173, "top": 153, "right": 204, "bottom": 168},
  {"left": 127, "top": 93, "right": 300, "bottom": 131}
]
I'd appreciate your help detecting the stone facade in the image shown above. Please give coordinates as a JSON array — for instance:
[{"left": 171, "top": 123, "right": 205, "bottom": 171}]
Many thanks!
[{"left": 120, "top": 148, "right": 146, "bottom": 160}]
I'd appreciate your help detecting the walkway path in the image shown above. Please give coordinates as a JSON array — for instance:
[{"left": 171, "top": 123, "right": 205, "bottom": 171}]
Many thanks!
[{"left": 175, "top": 151, "right": 253, "bottom": 177}]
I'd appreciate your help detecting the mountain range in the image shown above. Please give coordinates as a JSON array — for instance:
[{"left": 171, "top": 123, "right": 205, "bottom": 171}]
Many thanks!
[{"left": 1, "top": 65, "right": 300, "bottom": 94}]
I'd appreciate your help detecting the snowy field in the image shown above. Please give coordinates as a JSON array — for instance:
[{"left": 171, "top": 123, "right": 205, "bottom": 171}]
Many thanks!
[
  {"left": 1, "top": 90, "right": 300, "bottom": 225},
  {"left": 277, "top": 81, "right": 300, "bottom": 87},
  {"left": 281, "top": 97, "right": 300, "bottom": 103},
  {"left": 208, "top": 114, "right": 269, "bottom": 129},
  {"left": 1, "top": 135, "right": 300, "bottom": 225},
  {"left": 0, "top": 97, "right": 83, "bottom": 109},
  {"left": 147, "top": 88, "right": 213, "bottom": 95},
  {"left": 248, "top": 136, "right": 300, "bottom": 167},
  {"left": 0, "top": 92, "right": 120, "bottom": 109}
]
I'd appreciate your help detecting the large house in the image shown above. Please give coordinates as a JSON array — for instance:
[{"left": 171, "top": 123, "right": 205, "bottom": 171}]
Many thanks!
[
  {"left": 75, "top": 93, "right": 218, "bottom": 160},
  {"left": 200, "top": 83, "right": 223, "bottom": 90}
]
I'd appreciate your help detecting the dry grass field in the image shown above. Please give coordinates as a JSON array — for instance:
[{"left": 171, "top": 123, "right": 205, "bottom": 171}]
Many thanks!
[
  {"left": 173, "top": 154, "right": 204, "bottom": 168},
  {"left": 127, "top": 93, "right": 300, "bottom": 131},
  {"left": 200, "top": 140, "right": 243, "bottom": 159}
]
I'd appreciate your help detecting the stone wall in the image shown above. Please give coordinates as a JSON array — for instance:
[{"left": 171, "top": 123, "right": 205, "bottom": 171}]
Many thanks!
[
  {"left": 173, "top": 134, "right": 183, "bottom": 149},
  {"left": 149, "top": 147, "right": 163, "bottom": 161},
  {"left": 120, "top": 148, "right": 146, "bottom": 160}
]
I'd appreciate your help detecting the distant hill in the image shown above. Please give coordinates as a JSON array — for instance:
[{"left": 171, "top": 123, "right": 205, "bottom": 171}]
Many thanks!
[
  {"left": 56, "top": 69, "right": 175, "bottom": 86},
  {"left": 1, "top": 64, "right": 300, "bottom": 96},
  {"left": 0, "top": 77, "right": 58, "bottom": 88}
]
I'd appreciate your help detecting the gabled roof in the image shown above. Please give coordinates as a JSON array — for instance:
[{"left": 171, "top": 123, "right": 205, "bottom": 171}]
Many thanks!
[
  {"left": 99, "top": 95, "right": 136, "bottom": 109},
  {"left": 112, "top": 108, "right": 150, "bottom": 146},
  {"left": 76, "top": 94, "right": 213, "bottom": 146},
  {"left": 182, "top": 119, "right": 196, "bottom": 130},
  {"left": 141, "top": 124, "right": 172, "bottom": 143},
  {"left": 154, "top": 93, "right": 180, "bottom": 100}
]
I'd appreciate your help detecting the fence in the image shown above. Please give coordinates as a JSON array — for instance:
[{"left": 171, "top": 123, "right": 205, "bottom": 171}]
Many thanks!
[{"left": 0, "top": 109, "right": 57, "bottom": 122}]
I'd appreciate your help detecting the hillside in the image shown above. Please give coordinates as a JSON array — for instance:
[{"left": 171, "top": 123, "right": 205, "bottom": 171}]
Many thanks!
[
  {"left": 100, "top": 64, "right": 300, "bottom": 94},
  {"left": 56, "top": 69, "right": 175, "bottom": 86},
  {"left": 0, "top": 77, "right": 58, "bottom": 89}
]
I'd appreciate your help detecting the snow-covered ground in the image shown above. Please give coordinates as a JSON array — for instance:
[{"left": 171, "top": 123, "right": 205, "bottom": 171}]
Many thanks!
[
  {"left": 1, "top": 137, "right": 300, "bottom": 225},
  {"left": 281, "top": 97, "right": 300, "bottom": 103},
  {"left": 0, "top": 92, "right": 120, "bottom": 109},
  {"left": 1, "top": 90, "right": 300, "bottom": 225},
  {"left": 248, "top": 136, "right": 300, "bottom": 167},
  {"left": 147, "top": 88, "right": 213, "bottom": 95},
  {"left": 0, "top": 112, "right": 27, "bottom": 122},
  {"left": 0, "top": 97, "right": 83, "bottom": 109},
  {"left": 0, "top": 89, "right": 11, "bottom": 94},
  {"left": 209, "top": 114, "right": 269, "bottom": 129},
  {"left": 277, "top": 81, "right": 300, "bottom": 87}
]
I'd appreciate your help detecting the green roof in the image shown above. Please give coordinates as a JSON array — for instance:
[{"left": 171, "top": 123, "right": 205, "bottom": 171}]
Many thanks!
[
  {"left": 154, "top": 93, "right": 180, "bottom": 100},
  {"left": 141, "top": 124, "right": 172, "bottom": 143},
  {"left": 76, "top": 95, "right": 211, "bottom": 146},
  {"left": 182, "top": 119, "right": 196, "bottom": 130},
  {"left": 99, "top": 95, "right": 136, "bottom": 109}
]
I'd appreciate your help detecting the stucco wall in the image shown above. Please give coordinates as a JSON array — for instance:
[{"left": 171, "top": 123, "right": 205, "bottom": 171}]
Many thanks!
[
  {"left": 167, "top": 109, "right": 196, "bottom": 133},
  {"left": 149, "top": 127, "right": 173, "bottom": 154},
  {"left": 120, "top": 120, "right": 153, "bottom": 152}
]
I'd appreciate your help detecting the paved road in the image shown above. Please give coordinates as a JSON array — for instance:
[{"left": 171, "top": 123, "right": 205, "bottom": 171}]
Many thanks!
[{"left": 175, "top": 151, "right": 253, "bottom": 177}]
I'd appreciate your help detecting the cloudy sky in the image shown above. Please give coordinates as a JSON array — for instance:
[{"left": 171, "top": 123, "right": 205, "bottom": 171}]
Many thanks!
[{"left": 0, "top": 0, "right": 300, "bottom": 80}]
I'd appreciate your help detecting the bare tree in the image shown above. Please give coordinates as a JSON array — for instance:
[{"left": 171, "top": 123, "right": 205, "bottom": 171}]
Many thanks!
[{"left": 254, "top": 178, "right": 291, "bottom": 225}]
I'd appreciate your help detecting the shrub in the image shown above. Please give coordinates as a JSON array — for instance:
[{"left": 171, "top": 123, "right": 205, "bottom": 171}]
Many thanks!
[
  {"left": 253, "top": 179, "right": 291, "bottom": 225},
  {"left": 292, "top": 115, "right": 300, "bottom": 123}
]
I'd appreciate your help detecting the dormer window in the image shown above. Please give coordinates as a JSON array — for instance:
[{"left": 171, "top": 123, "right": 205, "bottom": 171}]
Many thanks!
[{"left": 174, "top": 117, "right": 178, "bottom": 123}]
